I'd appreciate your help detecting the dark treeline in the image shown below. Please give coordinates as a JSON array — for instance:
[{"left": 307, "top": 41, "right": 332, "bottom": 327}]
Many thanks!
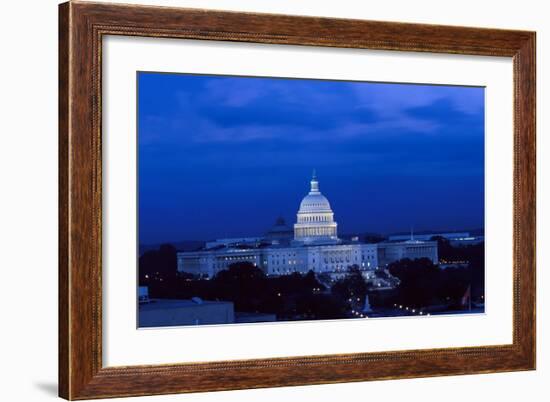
[
  {"left": 139, "top": 244, "right": 178, "bottom": 283},
  {"left": 139, "top": 241, "right": 485, "bottom": 319},
  {"left": 143, "top": 262, "right": 361, "bottom": 321},
  {"left": 370, "top": 241, "right": 484, "bottom": 310},
  {"left": 433, "top": 236, "right": 485, "bottom": 300}
]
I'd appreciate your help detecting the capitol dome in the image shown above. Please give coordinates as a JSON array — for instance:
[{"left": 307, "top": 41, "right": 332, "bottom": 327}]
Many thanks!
[
  {"left": 298, "top": 192, "right": 332, "bottom": 213},
  {"left": 294, "top": 171, "right": 338, "bottom": 243}
]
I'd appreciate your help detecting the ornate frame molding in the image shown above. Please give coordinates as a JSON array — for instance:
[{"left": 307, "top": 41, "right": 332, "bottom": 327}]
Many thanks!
[{"left": 59, "top": 1, "right": 536, "bottom": 399}]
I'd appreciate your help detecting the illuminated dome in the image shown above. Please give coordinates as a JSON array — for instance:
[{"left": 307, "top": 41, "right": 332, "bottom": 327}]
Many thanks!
[
  {"left": 294, "top": 171, "right": 338, "bottom": 243},
  {"left": 298, "top": 192, "right": 332, "bottom": 213}
]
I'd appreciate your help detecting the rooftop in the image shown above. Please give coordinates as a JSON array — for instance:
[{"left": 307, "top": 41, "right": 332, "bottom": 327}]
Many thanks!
[{"left": 139, "top": 299, "right": 233, "bottom": 311}]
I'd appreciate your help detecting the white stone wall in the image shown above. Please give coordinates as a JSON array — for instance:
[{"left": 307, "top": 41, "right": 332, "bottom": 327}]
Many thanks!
[
  {"left": 178, "top": 249, "right": 263, "bottom": 277},
  {"left": 177, "top": 242, "right": 380, "bottom": 278},
  {"left": 312, "top": 244, "right": 378, "bottom": 272},
  {"left": 177, "top": 239, "right": 438, "bottom": 278},
  {"left": 263, "top": 247, "right": 309, "bottom": 275},
  {"left": 377, "top": 241, "right": 438, "bottom": 267}
]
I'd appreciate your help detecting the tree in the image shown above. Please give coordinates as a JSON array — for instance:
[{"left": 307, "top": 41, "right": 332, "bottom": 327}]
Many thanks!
[
  {"left": 139, "top": 243, "right": 177, "bottom": 285},
  {"left": 212, "top": 262, "right": 268, "bottom": 312},
  {"left": 387, "top": 257, "right": 481, "bottom": 309},
  {"left": 295, "top": 293, "right": 348, "bottom": 320},
  {"left": 214, "top": 262, "right": 266, "bottom": 283},
  {"left": 388, "top": 258, "right": 441, "bottom": 307},
  {"left": 331, "top": 265, "right": 368, "bottom": 303},
  {"left": 430, "top": 238, "right": 485, "bottom": 302},
  {"left": 374, "top": 269, "right": 389, "bottom": 279},
  {"left": 430, "top": 236, "right": 454, "bottom": 260}
]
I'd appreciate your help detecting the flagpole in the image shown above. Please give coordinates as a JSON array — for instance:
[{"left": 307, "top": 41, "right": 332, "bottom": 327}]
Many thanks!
[{"left": 469, "top": 284, "right": 472, "bottom": 311}]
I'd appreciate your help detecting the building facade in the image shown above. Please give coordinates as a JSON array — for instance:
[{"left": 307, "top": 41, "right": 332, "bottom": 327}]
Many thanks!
[
  {"left": 377, "top": 240, "right": 438, "bottom": 267},
  {"left": 177, "top": 172, "right": 437, "bottom": 278},
  {"left": 388, "top": 231, "right": 484, "bottom": 247},
  {"left": 293, "top": 171, "right": 338, "bottom": 243},
  {"left": 178, "top": 242, "right": 379, "bottom": 278}
]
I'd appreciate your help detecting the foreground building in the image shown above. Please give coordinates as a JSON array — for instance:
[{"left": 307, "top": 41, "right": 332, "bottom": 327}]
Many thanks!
[
  {"left": 139, "top": 298, "right": 234, "bottom": 327},
  {"left": 177, "top": 172, "right": 437, "bottom": 278},
  {"left": 139, "top": 297, "right": 276, "bottom": 327}
]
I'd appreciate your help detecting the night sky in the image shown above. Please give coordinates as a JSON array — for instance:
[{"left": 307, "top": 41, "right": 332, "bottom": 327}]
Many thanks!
[{"left": 138, "top": 72, "right": 485, "bottom": 244}]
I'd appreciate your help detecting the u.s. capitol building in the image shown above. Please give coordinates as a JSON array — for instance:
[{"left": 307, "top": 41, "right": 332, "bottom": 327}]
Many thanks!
[{"left": 177, "top": 172, "right": 438, "bottom": 278}]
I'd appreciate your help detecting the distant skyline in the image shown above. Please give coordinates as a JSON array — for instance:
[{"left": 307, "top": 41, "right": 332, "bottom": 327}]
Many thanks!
[{"left": 138, "top": 72, "right": 485, "bottom": 244}]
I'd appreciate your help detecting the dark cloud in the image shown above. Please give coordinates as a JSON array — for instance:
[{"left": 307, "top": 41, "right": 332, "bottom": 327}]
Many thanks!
[{"left": 138, "top": 73, "right": 485, "bottom": 243}]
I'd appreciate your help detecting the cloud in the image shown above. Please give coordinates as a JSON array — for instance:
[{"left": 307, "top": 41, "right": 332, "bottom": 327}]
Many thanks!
[
  {"left": 139, "top": 74, "right": 484, "bottom": 148},
  {"left": 137, "top": 73, "right": 485, "bottom": 242},
  {"left": 405, "top": 97, "right": 484, "bottom": 126},
  {"left": 202, "top": 78, "right": 268, "bottom": 107},
  {"left": 350, "top": 83, "right": 484, "bottom": 134}
]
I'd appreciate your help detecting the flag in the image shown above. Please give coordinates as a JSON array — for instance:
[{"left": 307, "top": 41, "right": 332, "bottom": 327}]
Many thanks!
[{"left": 461, "top": 285, "right": 471, "bottom": 309}]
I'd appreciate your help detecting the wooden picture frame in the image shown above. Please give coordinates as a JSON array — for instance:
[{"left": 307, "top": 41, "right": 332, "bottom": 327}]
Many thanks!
[{"left": 59, "top": 1, "right": 536, "bottom": 399}]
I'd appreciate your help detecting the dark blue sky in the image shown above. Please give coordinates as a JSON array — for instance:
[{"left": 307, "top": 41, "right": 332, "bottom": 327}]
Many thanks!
[{"left": 138, "top": 72, "right": 484, "bottom": 244}]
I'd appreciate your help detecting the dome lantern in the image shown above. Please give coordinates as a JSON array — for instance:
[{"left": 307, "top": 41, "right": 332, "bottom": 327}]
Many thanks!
[{"left": 310, "top": 169, "right": 319, "bottom": 193}]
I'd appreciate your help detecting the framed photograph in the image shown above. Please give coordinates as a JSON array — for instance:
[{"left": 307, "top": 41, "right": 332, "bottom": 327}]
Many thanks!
[{"left": 59, "top": 1, "right": 536, "bottom": 399}]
